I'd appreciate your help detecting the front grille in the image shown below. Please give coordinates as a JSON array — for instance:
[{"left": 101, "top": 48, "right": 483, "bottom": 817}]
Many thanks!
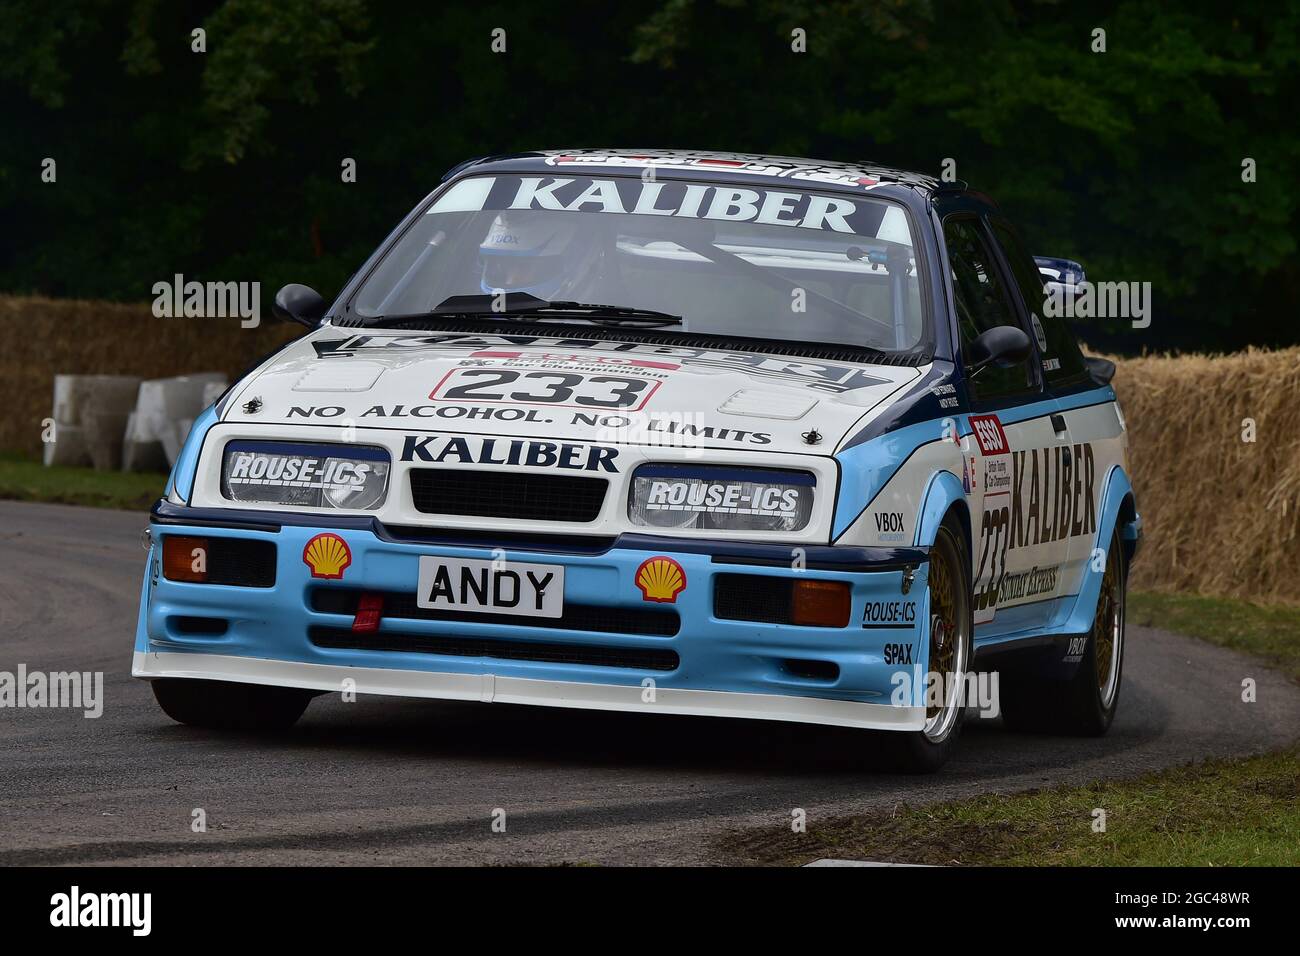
[
  {"left": 308, "top": 626, "right": 679, "bottom": 671},
  {"left": 409, "top": 469, "right": 607, "bottom": 522},
  {"left": 311, "top": 588, "right": 678, "bottom": 636},
  {"left": 714, "top": 573, "right": 796, "bottom": 624}
]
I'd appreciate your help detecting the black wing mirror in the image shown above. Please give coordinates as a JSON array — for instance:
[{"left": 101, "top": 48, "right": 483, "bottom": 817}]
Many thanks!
[
  {"left": 1085, "top": 355, "right": 1116, "bottom": 384},
  {"left": 273, "top": 283, "right": 328, "bottom": 327},
  {"left": 967, "top": 326, "right": 1032, "bottom": 377}
]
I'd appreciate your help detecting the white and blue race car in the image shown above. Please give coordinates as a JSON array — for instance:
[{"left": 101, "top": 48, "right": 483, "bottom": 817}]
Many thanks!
[{"left": 135, "top": 149, "right": 1141, "bottom": 771}]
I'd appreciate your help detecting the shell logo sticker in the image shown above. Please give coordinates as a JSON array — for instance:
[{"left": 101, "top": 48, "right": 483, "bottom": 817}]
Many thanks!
[
  {"left": 635, "top": 556, "right": 686, "bottom": 603},
  {"left": 303, "top": 533, "right": 352, "bottom": 579}
]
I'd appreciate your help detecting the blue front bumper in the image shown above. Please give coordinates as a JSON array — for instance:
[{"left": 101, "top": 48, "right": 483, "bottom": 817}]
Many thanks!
[{"left": 134, "top": 503, "right": 933, "bottom": 730}]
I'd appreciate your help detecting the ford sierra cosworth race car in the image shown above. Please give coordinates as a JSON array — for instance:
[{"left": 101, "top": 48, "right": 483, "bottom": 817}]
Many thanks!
[{"left": 134, "top": 149, "right": 1141, "bottom": 771}]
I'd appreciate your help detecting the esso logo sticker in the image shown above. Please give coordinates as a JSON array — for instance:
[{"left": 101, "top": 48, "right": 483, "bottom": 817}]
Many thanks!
[{"left": 969, "top": 414, "right": 1009, "bottom": 456}]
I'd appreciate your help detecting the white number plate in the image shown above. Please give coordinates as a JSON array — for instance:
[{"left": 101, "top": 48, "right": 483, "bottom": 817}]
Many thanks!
[{"left": 416, "top": 556, "right": 564, "bottom": 618}]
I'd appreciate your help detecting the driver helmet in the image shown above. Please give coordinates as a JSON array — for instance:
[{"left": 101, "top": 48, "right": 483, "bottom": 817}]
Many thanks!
[{"left": 478, "top": 212, "right": 599, "bottom": 300}]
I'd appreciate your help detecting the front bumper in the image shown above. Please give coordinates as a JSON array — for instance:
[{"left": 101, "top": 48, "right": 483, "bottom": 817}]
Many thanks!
[{"left": 135, "top": 502, "right": 933, "bottom": 731}]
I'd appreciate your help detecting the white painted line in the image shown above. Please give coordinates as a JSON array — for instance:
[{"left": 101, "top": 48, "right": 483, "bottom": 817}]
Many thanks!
[{"left": 803, "top": 859, "right": 932, "bottom": 867}]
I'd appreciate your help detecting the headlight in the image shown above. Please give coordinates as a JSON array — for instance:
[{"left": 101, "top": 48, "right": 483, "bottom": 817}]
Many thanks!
[
  {"left": 221, "top": 441, "right": 390, "bottom": 510},
  {"left": 628, "top": 465, "right": 815, "bottom": 533}
]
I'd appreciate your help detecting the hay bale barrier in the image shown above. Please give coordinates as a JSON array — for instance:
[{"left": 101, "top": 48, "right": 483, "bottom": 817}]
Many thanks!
[
  {"left": 1115, "top": 347, "right": 1300, "bottom": 604},
  {"left": 1, "top": 294, "right": 1298, "bottom": 603}
]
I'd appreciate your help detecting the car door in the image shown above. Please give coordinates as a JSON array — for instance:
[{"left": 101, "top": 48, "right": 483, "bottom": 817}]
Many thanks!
[
  {"left": 943, "top": 214, "right": 1069, "bottom": 635},
  {"left": 988, "top": 217, "right": 1112, "bottom": 608}
]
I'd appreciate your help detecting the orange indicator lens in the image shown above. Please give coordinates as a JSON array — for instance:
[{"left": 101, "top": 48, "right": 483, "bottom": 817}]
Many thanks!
[
  {"left": 791, "top": 580, "right": 851, "bottom": 628},
  {"left": 163, "top": 536, "right": 209, "bottom": 582}
]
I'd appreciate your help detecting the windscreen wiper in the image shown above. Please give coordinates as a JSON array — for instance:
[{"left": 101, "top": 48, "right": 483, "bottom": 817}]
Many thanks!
[{"left": 369, "top": 292, "right": 682, "bottom": 327}]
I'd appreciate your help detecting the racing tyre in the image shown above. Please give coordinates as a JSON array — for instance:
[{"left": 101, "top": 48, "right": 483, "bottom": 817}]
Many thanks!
[
  {"left": 878, "top": 513, "right": 973, "bottom": 773},
  {"left": 151, "top": 678, "right": 313, "bottom": 732},
  {"left": 1000, "top": 529, "right": 1126, "bottom": 735}
]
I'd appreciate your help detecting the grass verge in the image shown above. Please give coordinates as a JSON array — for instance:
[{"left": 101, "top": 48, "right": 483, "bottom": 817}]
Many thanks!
[
  {"left": 717, "top": 748, "right": 1300, "bottom": 866},
  {"left": 1130, "top": 590, "right": 1300, "bottom": 683},
  {"left": 718, "top": 594, "right": 1300, "bottom": 866},
  {"left": 0, "top": 453, "right": 163, "bottom": 510}
]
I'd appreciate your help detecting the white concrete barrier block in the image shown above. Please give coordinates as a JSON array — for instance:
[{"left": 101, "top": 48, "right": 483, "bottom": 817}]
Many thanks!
[
  {"left": 48, "top": 372, "right": 228, "bottom": 472},
  {"left": 160, "top": 418, "right": 196, "bottom": 467},
  {"left": 42, "top": 425, "right": 91, "bottom": 467},
  {"left": 131, "top": 374, "right": 226, "bottom": 469},
  {"left": 121, "top": 412, "right": 169, "bottom": 472},
  {"left": 136, "top": 374, "right": 225, "bottom": 433},
  {"left": 52, "top": 374, "right": 141, "bottom": 424},
  {"left": 85, "top": 410, "right": 132, "bottom": 471}
]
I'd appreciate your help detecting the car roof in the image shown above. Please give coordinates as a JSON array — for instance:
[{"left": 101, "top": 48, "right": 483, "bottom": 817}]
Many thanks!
[{"left": 444, "top": 148, "right": 943, "bottom": 195}]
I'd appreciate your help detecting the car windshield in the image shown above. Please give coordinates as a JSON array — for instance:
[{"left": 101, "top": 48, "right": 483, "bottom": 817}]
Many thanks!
[{"left": 348, "top": 174, "right": 928, "bottom": 353}]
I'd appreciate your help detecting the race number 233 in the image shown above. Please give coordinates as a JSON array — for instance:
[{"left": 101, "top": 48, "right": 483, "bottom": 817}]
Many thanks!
[
  {"left": 973, "top": 503, "right": 1009, "bottom": 612},
  {"left": 429, "top": 369, "right": 659, "bottom": 410}
]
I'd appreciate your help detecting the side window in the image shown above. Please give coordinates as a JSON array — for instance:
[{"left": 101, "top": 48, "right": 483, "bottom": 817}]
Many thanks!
[
  {"left": 989, "top": 218, "right": 1088, "bottom": 386},
  {"left": 944, "top": 216, "right": 1035, "bottom": 399}
]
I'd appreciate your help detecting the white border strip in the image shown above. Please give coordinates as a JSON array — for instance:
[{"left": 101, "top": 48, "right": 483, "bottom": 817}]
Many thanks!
[{"left": 132, "top": 651, "right": 926, "bottom": 731}]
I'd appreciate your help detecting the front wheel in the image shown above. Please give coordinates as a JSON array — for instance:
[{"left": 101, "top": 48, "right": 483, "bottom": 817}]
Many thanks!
[
  {"left": 151, "top": 678, "right": 313, "bottom": 732},
  {"left": 878, "top": 514, "right": 973, "bottom": 773}
]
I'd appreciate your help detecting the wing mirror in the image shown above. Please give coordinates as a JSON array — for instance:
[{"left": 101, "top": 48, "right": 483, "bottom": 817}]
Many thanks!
[
  {"left": 1085, "top": 355, "right": 1116, "bottom": 384},
  {"left": 967, "top": 326, "right": 1032, "bottom": 377},
  {"left": 272, "top": 283, "right": 328, "bottom": 327}
]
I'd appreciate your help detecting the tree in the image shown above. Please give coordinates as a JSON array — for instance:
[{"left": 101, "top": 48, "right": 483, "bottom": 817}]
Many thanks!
[{"left": 1, "top": 0, "right": 1296, "bottom": 352}]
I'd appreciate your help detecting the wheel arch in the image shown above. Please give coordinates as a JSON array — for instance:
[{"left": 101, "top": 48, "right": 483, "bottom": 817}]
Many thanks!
[
  {"left": 1116, "top": 490, "right": 1141, "bottom": 567},
  {"left": 913, "top": 469, "right": 972, "bottom": 558},
  {"left": 1060, "top": 464, "right": 1136, "bottom": 634}
]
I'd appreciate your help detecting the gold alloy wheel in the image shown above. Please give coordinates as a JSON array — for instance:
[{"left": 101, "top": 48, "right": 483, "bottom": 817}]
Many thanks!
[
  {"left": 923, "top": 528, "right": 967, "bottom": 742},
  {"left": 927, "top": 550, "right": 957, "bottom": 721},
  {"left": 1093, "top": 546, "right": 1123, "bottom": 708}
]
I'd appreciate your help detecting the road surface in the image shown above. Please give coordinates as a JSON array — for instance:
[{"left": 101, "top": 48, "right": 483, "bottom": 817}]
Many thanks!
[{"left": 1, "top": 500, "right": 1296, "bottom": 865}]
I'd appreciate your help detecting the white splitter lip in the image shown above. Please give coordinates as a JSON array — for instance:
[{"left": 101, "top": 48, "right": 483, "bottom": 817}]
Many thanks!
[{"left": 132, "top": 651, "right": 927, "bottom": 731}]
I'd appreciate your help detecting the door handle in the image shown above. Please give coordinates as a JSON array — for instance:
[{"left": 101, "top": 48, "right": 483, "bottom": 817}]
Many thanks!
[{"left": 1050, "top": 413, "right": 1067, "bottom": 434}]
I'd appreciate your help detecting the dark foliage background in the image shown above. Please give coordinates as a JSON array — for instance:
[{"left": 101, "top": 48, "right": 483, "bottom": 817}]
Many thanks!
[{"left": 1, "top": 0, "right": 1296, "bottom": 353}]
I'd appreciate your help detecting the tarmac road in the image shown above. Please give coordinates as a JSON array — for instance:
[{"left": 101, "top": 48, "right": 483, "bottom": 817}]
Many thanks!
[{"left": 1, "top": 499, "right": 1296, "bottom": 865}]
